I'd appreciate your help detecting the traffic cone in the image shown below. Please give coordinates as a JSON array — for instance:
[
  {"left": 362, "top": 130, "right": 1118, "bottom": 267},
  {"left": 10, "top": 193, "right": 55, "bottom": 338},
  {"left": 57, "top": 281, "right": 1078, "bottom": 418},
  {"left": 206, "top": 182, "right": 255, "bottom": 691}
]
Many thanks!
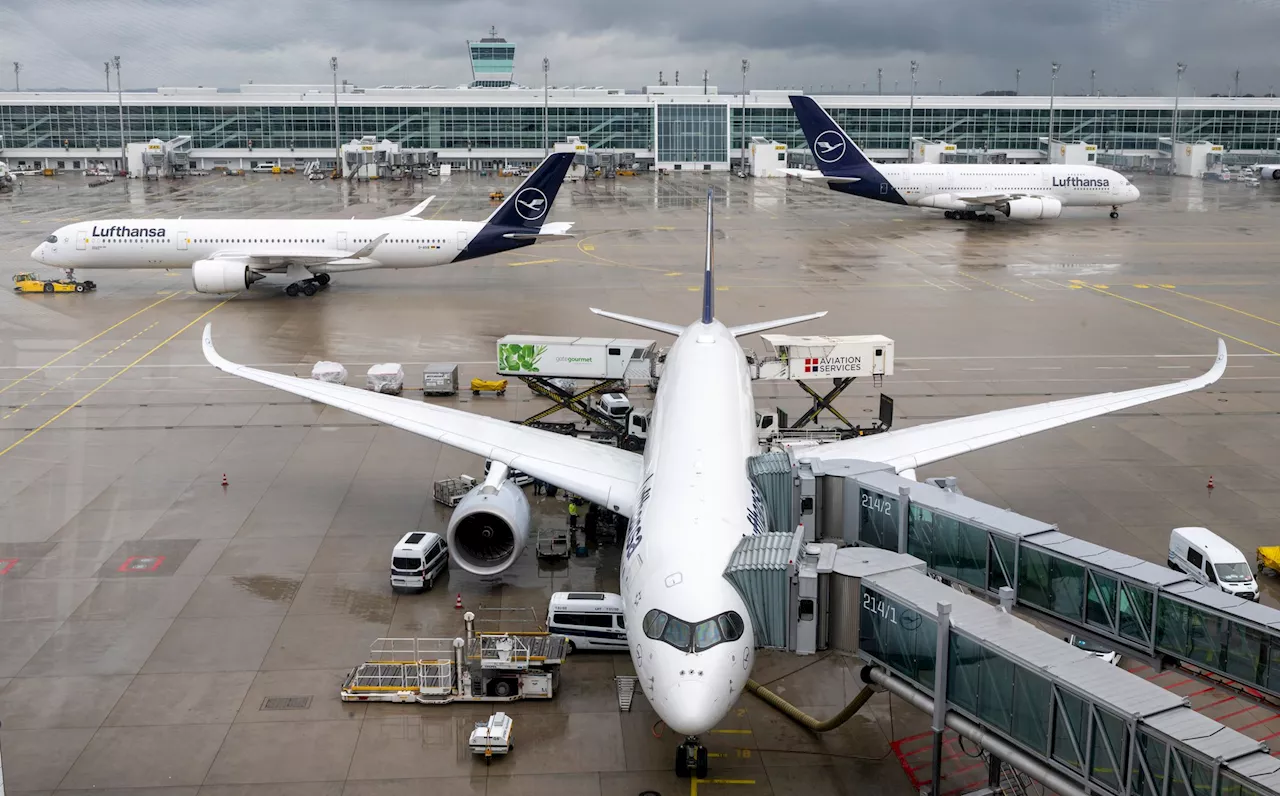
[
  {"left": 221, "top": 473, "right": 228, "bottom": 488},
  {"left": 455, "top": 593, "right": 463, "bottom": 610},
  {"left": 1207, "top": 476, "right": 1215, "bottom": 490}
]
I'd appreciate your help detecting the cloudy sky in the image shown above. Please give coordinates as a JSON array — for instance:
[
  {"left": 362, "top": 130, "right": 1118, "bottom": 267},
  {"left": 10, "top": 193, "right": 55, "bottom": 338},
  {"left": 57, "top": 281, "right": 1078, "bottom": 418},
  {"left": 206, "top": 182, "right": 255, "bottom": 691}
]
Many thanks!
[{"left": 4, "top": 0, "right": 1280, "bottom": 96}]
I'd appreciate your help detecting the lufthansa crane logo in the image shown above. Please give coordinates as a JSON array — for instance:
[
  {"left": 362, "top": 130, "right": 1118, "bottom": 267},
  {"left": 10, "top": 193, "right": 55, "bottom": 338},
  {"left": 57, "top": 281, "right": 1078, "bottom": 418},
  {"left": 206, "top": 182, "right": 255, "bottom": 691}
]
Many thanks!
[
  {"left": 514, "top": 187, "right": 549, "bottom": 221},
  {"left": 814, "top": 130, "right": 846, "bottom": 163}
]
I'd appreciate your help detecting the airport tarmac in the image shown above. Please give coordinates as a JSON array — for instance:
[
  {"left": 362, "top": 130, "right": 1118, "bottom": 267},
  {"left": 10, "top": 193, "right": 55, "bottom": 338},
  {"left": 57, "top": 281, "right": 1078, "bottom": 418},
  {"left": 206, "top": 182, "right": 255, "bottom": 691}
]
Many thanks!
[{"left": 2, "top": 170, "right": 1280, "bottom": 795}]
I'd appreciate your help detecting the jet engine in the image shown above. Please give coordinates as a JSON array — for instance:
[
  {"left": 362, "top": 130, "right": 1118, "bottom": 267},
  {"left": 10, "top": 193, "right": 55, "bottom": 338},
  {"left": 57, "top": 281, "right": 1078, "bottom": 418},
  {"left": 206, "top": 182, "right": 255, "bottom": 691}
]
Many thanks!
[
  {"left": 191, "top": 259, "right": 265, "bottom": 294},
  {"left": 1001, "top": 197, "right": 1063, "bottom": 220},
  {"left": 1261, "top": 166, "right": 1280, "bottom": 181},
  {"left": 446, "top": 465, "right": 531, "bottom": 576}
]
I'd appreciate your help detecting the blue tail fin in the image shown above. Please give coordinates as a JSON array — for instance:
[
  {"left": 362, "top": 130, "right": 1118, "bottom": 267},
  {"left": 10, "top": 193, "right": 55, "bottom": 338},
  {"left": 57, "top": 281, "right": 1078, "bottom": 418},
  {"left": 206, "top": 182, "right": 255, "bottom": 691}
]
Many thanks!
[
  {"left": 454, "top": 152, "right": 576, "bottom": 262},
  {"left": 702, "top": 188, "right": 714, "bottom": 324},
  {"left": 485, "top": 152, "right": 576, "bottom": 229},
  {"left": 789, "top": 95, "right": 879, "bottom": 177}
]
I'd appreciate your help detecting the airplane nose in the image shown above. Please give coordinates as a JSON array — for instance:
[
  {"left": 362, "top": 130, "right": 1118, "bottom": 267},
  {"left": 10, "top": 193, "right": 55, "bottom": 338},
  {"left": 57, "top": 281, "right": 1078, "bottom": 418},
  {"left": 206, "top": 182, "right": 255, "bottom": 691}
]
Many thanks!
[
  {"left": 1128, "top": 185, "right": 1141, "bottom": 201},
  {"left": 31, "top": 244, "right": 44, "bottom": 262},
  {"left": 660, "top": 679, "right": 723, "bottom": 736}
]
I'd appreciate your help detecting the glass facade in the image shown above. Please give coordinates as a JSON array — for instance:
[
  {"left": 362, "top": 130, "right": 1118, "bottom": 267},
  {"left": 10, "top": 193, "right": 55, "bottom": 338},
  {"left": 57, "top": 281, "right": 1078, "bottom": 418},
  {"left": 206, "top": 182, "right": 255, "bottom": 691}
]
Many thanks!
[
  {"left": 736, "top": 105, "right": 1280, "bottom": 154},
  {"left": 0, "top": 104, "right": 654, "bottom": 152},
  {"left": 4, "top": 97, "right": 1280, "bottom": 158},
  {"left": 655, "top": 104, "right": 727, "bottom": 163},
  {"left": 858, "top": 488, "right": 900, "bottom": 551}
]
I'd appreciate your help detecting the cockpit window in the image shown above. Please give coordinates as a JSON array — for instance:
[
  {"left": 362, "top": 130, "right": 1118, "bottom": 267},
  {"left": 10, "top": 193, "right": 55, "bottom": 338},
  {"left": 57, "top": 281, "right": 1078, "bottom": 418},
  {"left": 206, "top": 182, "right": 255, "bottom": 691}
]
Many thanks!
[
  {"left": 45, "top": 234, "right": 58, "bottom": 243},
  {"left": 643, "top": 609, "right": 744, "bottom": 653}
]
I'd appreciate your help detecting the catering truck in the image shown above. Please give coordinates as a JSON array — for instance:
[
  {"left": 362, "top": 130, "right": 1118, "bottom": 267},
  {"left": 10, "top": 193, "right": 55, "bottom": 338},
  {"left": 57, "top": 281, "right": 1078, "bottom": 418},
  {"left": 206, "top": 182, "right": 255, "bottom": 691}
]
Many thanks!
[{"left": 496, "top": 336, "right": 656, "bottom": 380}]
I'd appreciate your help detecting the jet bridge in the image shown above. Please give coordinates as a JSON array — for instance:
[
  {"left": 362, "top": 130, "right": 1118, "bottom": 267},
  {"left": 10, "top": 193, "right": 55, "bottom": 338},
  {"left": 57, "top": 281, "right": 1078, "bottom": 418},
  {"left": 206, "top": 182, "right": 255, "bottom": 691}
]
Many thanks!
[{"left": 745, "top": 451, "right": 1280, "bottom": 709}]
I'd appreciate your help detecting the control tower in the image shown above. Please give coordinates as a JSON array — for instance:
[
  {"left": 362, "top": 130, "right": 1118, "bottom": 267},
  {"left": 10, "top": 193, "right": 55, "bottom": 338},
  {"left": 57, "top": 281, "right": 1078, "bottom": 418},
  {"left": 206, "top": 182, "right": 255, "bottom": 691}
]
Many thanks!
[{"left": 467, "top": 27, "right": 516, "bottom": 88}]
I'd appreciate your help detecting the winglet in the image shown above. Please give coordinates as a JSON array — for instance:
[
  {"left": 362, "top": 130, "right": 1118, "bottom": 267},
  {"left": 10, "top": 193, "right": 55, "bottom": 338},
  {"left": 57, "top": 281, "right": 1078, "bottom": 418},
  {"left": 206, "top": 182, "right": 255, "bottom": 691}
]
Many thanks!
[
  {"left": 388, "top": 195, "right": 435, "bottom": 219},
  {"left": 702, "top": 188, "right": 715, "bottom": 324},
  {"left": 1208, "top": 338, "right": 1228, "bottom": 383},
  {"left": 202, "top": 323, "right": 232, "bottom": 372}
]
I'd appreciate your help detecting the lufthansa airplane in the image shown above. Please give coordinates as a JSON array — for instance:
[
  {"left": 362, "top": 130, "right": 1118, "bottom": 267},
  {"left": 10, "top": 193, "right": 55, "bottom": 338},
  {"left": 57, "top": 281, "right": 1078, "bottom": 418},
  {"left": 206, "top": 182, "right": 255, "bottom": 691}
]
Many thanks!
[
  {"left": 30, "top": 152, "right": 576, "bottom": 296},
  {"left": 203, "top": 191, "right": 1224, "bottom": 778},
  {"left": 788, "top": 95, "right": 1141, "bottom": 221}
]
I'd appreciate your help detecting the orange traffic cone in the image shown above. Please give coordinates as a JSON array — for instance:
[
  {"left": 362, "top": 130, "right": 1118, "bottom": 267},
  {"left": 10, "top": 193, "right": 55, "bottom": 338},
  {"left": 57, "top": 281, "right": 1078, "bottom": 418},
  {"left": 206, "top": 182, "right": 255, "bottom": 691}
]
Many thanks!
[
  {"left": 1207, "top": 476, "right": 1215, "bottom": 490},
  {"left": 221, "top": 473, "right": 228, "bottom": 488},
  {"left": 455, "top": 593, "right": 463, "bottom": 610}
]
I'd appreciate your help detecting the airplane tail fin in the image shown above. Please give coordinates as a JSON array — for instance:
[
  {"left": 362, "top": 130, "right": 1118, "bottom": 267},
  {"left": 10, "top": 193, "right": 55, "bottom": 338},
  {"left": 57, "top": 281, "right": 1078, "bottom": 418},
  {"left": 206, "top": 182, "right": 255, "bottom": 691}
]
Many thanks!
[
  {"left": 484, "top": 152, "right": 576, "bottom": 229},
  {"left": 702, "top": 188, "right": 715, "bottom": 324},
  {"left": 789, "top": 95, "right": 879, "bottom": 177}
]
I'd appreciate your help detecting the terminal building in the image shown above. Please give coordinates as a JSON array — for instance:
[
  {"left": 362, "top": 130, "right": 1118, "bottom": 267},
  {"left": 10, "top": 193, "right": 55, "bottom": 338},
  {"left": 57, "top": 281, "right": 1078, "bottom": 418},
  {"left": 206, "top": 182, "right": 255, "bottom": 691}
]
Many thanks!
[{"left": 2, "top": 32, "right": 1279, "bottom": 175}]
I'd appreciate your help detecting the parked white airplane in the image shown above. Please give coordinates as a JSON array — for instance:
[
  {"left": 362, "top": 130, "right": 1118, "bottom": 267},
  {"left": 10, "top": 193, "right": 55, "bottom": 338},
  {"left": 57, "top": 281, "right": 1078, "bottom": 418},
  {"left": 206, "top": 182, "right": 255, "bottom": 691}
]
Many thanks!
[
  {"left": 1252, "top": 164, "right": 1280, "bottom": 180},
  {"left": 203, "top": 191, "right": 1225, "bottom": 778},
  {"left": 788, "top": 95, "right": 1141, "bottom": 221},
  {"left": 30, "top": 152, "right": 576, "bottom": 297}
]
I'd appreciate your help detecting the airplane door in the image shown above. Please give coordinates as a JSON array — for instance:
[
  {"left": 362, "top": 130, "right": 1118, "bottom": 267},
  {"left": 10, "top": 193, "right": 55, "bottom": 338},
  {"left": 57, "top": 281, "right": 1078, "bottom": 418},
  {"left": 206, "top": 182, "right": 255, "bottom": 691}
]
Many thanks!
[
  {"left": 75, "top": 229, "right": 88, "bottom": 250},
  {"left": 457, "top": 231, "right": 468, "bottom": 252},
  {"left": 337, "top": 232, "right": 348, "bottom": 252},
  {"left": 176, "top": 231, "right": 188, "bottom": 251}
]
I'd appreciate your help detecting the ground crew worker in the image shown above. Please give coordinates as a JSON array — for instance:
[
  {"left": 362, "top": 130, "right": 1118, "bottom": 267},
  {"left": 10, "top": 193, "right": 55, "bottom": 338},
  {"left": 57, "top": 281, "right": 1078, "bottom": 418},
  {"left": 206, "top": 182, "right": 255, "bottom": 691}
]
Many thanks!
[{"left": 568, "top": 498, "right": 580, "bottom": 529}]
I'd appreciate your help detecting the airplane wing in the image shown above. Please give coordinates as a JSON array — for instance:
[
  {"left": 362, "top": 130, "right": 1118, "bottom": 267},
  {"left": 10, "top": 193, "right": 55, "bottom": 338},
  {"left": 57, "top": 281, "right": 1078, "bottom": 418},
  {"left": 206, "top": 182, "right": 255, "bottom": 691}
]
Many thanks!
[
  {"left": 801, "top": 340, "right": 1227, "bottom": 474},
  {"left": 955, "top": 194, "right": 1018, "bottom": 206},
  {"left": 201, "top": 325, "right": 643, "bottom": 515},
  {"left": 206, "top": 234, "right": 391, "bottom": 272}
]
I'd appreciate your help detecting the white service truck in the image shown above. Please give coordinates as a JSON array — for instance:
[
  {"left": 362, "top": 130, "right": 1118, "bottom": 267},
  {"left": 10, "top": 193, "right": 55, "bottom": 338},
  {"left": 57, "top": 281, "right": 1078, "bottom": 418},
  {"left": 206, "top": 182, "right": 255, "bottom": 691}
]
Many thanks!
[{"left": 496, "top": 336, "right": 656, "bottom": 380}]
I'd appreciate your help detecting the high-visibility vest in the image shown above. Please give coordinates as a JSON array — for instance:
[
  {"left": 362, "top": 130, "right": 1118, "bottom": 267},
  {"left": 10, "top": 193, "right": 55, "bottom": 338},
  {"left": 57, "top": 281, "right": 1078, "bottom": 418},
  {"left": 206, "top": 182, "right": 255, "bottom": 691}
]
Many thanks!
[{"left": 568, "top": 502, "right": 579, "bottom": 517}]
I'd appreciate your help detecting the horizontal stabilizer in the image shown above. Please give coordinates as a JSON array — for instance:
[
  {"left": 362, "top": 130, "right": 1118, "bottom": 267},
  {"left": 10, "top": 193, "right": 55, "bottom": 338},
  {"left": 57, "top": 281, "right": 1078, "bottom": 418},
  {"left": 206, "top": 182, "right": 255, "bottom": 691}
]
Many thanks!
[
  {"left": 783, "top": 169, "right": 861, "bottom": 184},
  {"left": 728, "top": 311, "right": 828, "bottom": 338},
  {"left": 502, "top": 221, "right": 576, "bottom": 241},
  {"left": 589, "top": 308, "right": 685, "bottom": 336}
]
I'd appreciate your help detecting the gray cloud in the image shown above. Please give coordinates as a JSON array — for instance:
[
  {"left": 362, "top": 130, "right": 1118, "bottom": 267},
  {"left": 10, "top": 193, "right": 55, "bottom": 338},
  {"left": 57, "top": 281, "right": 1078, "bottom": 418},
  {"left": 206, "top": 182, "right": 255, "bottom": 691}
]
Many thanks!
[{"left": 3, "top": 0, "right": 1279, "bottom": 96}]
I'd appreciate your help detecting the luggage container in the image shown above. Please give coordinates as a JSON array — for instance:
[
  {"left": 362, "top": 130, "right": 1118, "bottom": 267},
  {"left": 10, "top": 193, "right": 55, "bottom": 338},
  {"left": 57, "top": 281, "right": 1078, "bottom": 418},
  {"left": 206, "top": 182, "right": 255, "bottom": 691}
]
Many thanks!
[
  {"left": 423, "top": 364, "right": 459, "bottom": 396},
  {"left": 496, "top": 336, "right": 655, "bottom": 380},
  {"left": 366, "top": 363, "right": 404, "bottom": 395},
  {"left": 311, "top": 361, "right": 347, "bottom": 384}
]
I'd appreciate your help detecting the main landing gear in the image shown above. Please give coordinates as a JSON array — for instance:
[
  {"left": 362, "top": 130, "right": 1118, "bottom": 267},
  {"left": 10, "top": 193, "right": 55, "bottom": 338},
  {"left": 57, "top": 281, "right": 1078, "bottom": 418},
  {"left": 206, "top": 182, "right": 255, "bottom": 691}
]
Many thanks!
[
  {"left": 944, "top": 210, "right": 995, "bottom": 223},
  {"left": 674, "top": 736, "right": 709, "bottom": 778},
  {"left": 284, "top": 273, "right": 331, "bottom": 297},
  {"left": 1110, "top": 205, "right": 1120, "bottom": 219}
]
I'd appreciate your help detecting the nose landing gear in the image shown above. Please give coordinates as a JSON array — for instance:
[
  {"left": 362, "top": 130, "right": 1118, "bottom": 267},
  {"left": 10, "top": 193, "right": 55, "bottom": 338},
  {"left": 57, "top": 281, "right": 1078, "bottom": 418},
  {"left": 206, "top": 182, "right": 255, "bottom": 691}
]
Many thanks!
[
  {"left": 674, "top": 736, "right": 709, "bottom": 778},
  {"left": 1110, "top": 205, "right": 1120, "bottom": 219}
]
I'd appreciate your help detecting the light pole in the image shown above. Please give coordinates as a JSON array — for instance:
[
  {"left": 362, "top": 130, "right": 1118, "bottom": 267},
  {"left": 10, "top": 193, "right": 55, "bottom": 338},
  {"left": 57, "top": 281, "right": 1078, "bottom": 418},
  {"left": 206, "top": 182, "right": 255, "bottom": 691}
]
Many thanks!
[
  {"left": 740, "top": 59, "right": 749, "bottom": 173},
  {"left": 104, "top": 61, "right": 111, "bottom": 92},
  {"left": 938, "top": 77, "right": 942, "bottom": 95},
  {"left": 1048, "top": 62, "right": 1060, "bottom": 163},
  {"left": 877, "top": 68, "right": 882, "bottom": 95},
  {"left": 13, "top": 62, "right": 20, "bottom": 91},
  {"left": 543, "top": 57, "right": 550, "bottom": 155},
  {"left": 703, "top": 69, "right": 709, "bottom": 95},
  {"left": 908, "top": 60, "right": 918, "bottom": 162},
  {"left": 330, "top": 57, "right": 340, "bottom": 169},
  {"left": 1090, "top": 69, "right": 1096, "bottom": 96},
  {"left": 1015, "top": 68, "right": 1020, "bottom": 95},
  {"left": 1173, "top": 62, "right": 1187, "bottom": 169},
  {"left": 114, "top": 56, "right": 125, "bottom": 170}
]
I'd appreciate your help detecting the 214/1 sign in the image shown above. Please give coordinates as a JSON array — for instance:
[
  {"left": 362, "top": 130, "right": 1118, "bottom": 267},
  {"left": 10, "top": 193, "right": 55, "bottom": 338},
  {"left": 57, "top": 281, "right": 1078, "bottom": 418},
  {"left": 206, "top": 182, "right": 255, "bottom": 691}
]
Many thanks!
[
  {"left": 861, "top": 493, "right": 895, "bottom": 516},
  {"left": 862, "top": 592, "right": 897, "bottom": 624}
]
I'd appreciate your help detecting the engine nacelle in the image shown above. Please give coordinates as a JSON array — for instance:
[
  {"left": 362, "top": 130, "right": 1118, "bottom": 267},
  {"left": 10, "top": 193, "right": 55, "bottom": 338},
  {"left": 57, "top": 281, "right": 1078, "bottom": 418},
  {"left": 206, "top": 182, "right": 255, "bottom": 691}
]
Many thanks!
[
  {"left": 191, "top": 259, "right": 264, "bottom": 294},
  {"left": 1262, "top": 166, "right": 1280, "bottom": 181},
  {"left": 446, "top": 479, "right": 531, "bottom": 576},
  {"left": 916, "top": 194, "right": 967, "bottom": 211},
  {"left": 1002, "top": 196, "right": 1063, "bottom": 220}
]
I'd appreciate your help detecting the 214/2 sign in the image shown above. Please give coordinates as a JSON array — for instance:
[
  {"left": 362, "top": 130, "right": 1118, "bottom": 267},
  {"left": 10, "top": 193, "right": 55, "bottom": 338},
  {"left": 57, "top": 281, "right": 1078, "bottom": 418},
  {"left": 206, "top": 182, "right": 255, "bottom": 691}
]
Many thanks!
[{"left": 861, "top": 493, "right": 895, "bottom": 516}]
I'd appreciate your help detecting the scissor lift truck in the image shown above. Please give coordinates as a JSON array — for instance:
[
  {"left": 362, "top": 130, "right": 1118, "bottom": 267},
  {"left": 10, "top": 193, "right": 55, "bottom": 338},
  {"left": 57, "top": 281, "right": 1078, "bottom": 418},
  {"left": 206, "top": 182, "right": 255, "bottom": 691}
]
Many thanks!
[{"left": 340, "top": 613, "right": 567, "bottom": 705}]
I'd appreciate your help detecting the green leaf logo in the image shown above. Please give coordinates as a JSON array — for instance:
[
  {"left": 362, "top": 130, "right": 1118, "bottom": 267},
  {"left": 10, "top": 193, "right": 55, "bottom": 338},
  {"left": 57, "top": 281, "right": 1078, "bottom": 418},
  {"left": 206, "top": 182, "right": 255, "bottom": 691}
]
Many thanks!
[{"left": 499, "top": 343, "right": 546, "bottom": 373}]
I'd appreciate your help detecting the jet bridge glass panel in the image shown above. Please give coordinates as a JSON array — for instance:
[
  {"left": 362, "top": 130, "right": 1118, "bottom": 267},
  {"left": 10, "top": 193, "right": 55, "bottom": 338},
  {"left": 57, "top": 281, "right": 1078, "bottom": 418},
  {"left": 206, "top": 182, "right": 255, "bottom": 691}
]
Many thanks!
[
  {"left": 857, "top": 585, "right": 936, "bottom": 688},
  {"left": 858, "top": 489, "right": 900, "bottom": 551}
]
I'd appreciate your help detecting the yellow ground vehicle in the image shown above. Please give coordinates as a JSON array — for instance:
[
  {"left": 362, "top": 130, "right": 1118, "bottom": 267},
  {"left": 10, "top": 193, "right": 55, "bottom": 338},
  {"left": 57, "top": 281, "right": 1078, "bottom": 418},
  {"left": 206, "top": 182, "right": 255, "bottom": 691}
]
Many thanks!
[
  {"left": 470, "top": 378, "right": 508, "bottom": 397},
  {"left": 1256, "top": 546, "right": 1280, "bottom": 575},
  {"left": 489, "top": 190, "right": 505, "bottom": 202},
  {"left": 13, "top": 272, "right": 96, "bottom": 293}
]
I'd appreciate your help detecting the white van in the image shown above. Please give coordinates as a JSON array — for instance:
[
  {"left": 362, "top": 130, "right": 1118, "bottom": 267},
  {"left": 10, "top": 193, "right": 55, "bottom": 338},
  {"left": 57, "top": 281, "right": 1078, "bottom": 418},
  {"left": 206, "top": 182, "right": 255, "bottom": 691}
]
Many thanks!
[
  {"left": 390, "top": 531, "right": 449, "bottom": 592},
  {"left": 1168, "top": 527, "right": 1259, "bottom": 601},
  {"left": 546, "top": 592, "right": 627, "bottom": 652}
]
